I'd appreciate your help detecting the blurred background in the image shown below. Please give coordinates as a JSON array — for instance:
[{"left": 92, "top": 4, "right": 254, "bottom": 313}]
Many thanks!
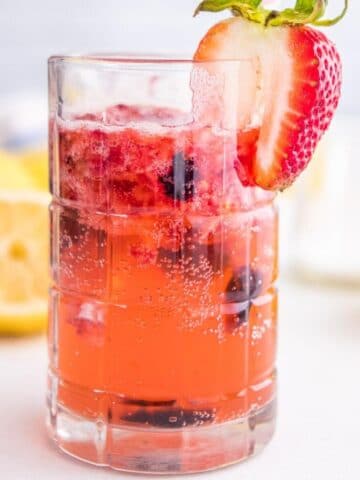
[
  {"left": 0, "top": 0, "right": 358, "bottom": 111},
  {"left": 1, "top": 3, "right": 360, "bottom": 479},
  {"left": 0, "top": 0, "right": 358, "bottom": 336}
]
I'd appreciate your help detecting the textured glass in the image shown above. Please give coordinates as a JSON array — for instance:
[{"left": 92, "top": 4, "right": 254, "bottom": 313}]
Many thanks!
[{"left": 47, "top": 55, "right": 278, "bottom": 474}]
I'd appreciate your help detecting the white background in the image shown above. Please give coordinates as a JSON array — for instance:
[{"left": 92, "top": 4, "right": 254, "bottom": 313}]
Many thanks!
[{"left": 0, "top": 0, "right": 358, "bottom": 112}]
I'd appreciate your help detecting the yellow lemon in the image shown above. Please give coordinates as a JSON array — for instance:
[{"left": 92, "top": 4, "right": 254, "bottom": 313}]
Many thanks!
[
  {"left": 0, "top": 150, "right": 37, "bottom": 190},
  {"left": 20, "top": 148, "right": 49, "bottom": 191},
  {"left": 0, "top": 191, "right": 50, "bottom": 335}
]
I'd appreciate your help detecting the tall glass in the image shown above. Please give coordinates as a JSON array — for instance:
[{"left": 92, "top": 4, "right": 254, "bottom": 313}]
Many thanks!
[{"left": 48, "top": 55, "right": 278, "bottom": 474}]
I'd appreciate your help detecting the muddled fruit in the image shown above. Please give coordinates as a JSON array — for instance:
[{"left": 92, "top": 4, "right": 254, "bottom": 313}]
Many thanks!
[
  {"left": 122, "top": 408, "right": 215, "bottom": 428},
  {"left": 159, "top": 152, "right": 196, "bottom": 201},
  {"left": 59, "top": 105, "right": 274, "bottom": 218}
]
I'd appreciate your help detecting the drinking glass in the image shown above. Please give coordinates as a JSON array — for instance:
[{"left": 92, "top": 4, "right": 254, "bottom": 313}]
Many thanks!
[{"left": 48, "top": 55, "right": 278, "bottom": 474}]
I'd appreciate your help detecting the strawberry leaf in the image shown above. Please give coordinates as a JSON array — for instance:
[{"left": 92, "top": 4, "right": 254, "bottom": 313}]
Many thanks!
[
  {"left": 313, "top": 0, "right": 348, "bottom": 26},
  {"left": 194, "top": 1, "right": 271, "bottom": 23},
  {"left": 194, "top": 0, "right": 348, "bottom": 27},
  {"left": 267, "top": 0, "right": 326, "bottom": 26},
  {"left": 295, "top": 0, "right": 322, "bottom": 11},
  {"left": 194, "top": 0, "right": 265, "bottom": 17}
]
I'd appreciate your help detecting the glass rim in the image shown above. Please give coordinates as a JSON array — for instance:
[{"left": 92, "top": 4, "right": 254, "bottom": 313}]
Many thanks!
[{"left": 48, "top": 52, "right": 253, "bottom": 66}]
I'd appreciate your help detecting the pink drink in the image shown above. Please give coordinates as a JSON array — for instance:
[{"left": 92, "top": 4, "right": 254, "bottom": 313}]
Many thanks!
[{"left": 48, "top": 58, "right": 277, "bottom": 474}]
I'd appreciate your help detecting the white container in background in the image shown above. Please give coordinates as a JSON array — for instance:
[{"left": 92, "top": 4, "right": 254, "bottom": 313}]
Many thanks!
[{"left": 290, "top": 114, "right": 360, "bottom": 285}]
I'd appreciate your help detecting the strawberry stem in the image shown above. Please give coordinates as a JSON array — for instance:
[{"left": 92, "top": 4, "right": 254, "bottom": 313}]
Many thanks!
[
  {"left": 313, "top": 0, "right": 348, "bottom": 26},
  {"left": 194, "top": 0, "right": 348, "bottom": 27}
]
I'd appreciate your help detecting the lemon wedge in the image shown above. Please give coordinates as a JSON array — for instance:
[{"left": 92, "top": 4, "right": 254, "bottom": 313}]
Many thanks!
[
  {"left": 0, "top": 150, "right": 37, "bottom": 190},
  {"left": 0, "top": 191, "right": 50, "bottom": 335},
  {"left": 20, "top": 148, "right": 49, "bottom": 191}
]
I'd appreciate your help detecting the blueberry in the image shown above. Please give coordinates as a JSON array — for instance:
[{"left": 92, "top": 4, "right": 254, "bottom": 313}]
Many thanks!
[
  {"left": 225, "top": 267, "right": 262, "bottom": 304},
  {"left": 223, "top": 268, "right": 262, "bottom": 331},
  {"left": 122, "top": 408, "right": 215, "bottom": 428},
  {"left": 159, "top": 152, "right": 196, "bottom": 201}
]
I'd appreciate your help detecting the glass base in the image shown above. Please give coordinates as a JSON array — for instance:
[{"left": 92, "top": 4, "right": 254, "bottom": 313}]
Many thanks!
[{"left": 47, "top": 399, "right": 276, "bottom": 474}]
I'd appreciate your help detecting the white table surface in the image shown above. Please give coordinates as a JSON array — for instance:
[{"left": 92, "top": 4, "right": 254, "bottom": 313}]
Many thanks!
[{"left": 1, "top": 279, "right": 360, "bottom": 480}]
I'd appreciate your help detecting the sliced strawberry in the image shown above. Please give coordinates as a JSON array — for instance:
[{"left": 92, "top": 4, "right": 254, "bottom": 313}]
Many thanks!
[
  {"left": 257, "top": 26, "right": 341, "bottom": 190},
  {"left": 193, "top": 6, "right": 343, "bottom": 190}
]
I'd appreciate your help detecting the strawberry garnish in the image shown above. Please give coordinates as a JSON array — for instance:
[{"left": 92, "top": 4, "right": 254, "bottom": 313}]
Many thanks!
[{"left": 193, "top": 0, "right": 347, "bottom": 190}]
